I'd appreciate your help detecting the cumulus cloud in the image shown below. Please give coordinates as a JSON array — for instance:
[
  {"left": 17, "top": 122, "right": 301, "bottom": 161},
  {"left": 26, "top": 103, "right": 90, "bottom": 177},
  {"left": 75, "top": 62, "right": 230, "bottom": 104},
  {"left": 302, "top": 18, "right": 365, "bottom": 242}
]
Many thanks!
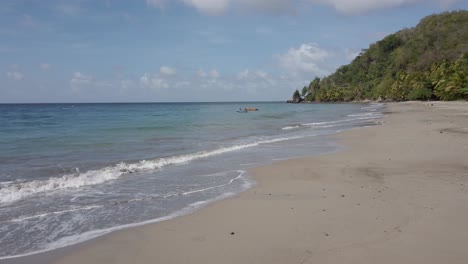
[
  {"left": 181, "top": 0, "right": 230, "bottom": 15},
  {"left": 197, "top": 69, "right": 207, "bottom": 77},
  {"left": 70, "top": 72, "right": 111, "bottom": 92},
  {"left": 6, "top": 71, "right": 24, "bottom": 81},
  {"left": 146, "top": 0, "right": 459, "bottom": 16},
  {"left": 196, "top": 69, "right": 220, "bottom": 78},
  {"left": 311, "top": 0, "right": 421, "bottom": 15},
  {"left": 236, "top": 69, "right": 277, "bottom": 87},
  {"left": 140, "top": 73, "right": 169, "bottom": 89},
  {"left": 71, "top": 72, "right": 93, "bottom": 84},
  {"left": 209, "top": 69, "right": 220, "bottom": 78},
  {"left": 278, "top": 43, "right": 331, "bottom": 77},
  {"left": 160, "top": 66, "right": 176, "bottom": 75}
]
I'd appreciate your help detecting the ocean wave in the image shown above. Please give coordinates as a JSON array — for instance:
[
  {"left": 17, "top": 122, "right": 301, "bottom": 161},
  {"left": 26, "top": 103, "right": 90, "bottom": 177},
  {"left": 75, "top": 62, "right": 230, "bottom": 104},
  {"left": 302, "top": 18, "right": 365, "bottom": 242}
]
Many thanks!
[
  {"left": 0, "top": 171, "right": 252, "bottom": 260},
  {"left": 282, "top": 125, "right": 301, "bottom": 130},
  {"left": 302, "top": 116, "right": 381, "bottom": 127},
  {"left": 347, "top": 112, "right": 382, "bottom": 117},
  {"left": 1, "top": 205, "right": 103, "bottom": 224},
  {"left": 0, "top": 137, "right": 296, "bottom": 204},
  {"left": 282, "top": 115, "right": 382, "bottom": 131}
]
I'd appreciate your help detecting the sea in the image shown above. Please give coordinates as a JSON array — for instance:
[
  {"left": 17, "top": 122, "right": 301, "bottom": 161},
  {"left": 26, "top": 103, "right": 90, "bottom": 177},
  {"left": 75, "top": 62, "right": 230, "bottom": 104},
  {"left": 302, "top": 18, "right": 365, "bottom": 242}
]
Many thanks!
[{"left": 0, "top": 102, "right": 384, "bottom": 259}]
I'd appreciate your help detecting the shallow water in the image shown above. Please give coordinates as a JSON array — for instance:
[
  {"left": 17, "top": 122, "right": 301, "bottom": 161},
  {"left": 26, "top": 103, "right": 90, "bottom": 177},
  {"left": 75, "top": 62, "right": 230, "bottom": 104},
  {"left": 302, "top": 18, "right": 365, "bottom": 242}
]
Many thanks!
[{"left": 0, "top": 102, "right": 384, "bottom": 259}]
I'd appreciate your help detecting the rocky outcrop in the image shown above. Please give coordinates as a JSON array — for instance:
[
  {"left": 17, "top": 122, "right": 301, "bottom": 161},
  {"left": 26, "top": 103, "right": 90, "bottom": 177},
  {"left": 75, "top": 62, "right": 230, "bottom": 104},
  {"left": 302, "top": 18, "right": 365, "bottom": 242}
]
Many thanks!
[{"left": 287, "top": 90, "right": 304, "bottom": 103}]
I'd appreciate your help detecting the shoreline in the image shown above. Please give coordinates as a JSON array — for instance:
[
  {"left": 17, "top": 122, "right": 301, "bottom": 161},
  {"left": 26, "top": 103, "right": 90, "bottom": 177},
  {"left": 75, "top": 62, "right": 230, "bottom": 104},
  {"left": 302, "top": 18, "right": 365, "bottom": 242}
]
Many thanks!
[{"left": 8, "top": 101, "right": 468, "bottom": 264}]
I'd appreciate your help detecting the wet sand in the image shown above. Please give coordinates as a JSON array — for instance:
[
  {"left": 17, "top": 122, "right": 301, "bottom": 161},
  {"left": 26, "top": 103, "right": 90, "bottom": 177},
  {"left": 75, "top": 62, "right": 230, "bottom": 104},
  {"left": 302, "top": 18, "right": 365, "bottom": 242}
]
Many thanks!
[{"left": 18, "top": 101, "right": 468, "bottom": 264}]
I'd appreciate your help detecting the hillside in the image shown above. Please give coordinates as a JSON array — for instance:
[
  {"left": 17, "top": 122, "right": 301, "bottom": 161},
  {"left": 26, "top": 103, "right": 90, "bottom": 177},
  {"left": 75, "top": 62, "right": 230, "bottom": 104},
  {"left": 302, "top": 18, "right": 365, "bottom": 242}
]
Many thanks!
[{"left": 294, "top": 10, "right": 468, "bottom": 102}]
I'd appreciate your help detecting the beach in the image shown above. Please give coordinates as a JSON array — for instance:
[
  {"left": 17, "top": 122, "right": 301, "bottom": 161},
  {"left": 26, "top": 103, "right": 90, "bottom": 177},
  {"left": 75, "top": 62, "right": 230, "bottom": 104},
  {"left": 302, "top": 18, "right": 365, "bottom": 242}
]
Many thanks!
[{"left": 37, "top": 101, "right": 468, "bottom": 264}]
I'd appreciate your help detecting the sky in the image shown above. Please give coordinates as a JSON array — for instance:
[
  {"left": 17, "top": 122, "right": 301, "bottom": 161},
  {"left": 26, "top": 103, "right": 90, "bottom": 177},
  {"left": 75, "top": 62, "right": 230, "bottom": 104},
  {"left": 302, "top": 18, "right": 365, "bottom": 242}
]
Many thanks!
[{"left": 1, "top": 0, "right": 467, "bottom": 103}]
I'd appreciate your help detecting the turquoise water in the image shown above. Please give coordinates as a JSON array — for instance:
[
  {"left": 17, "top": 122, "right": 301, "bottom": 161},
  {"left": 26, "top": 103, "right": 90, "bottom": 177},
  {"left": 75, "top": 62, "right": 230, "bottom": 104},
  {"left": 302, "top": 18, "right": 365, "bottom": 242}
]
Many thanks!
[{"left": 0, "top": 102, "right": 384, "bottom": 258}]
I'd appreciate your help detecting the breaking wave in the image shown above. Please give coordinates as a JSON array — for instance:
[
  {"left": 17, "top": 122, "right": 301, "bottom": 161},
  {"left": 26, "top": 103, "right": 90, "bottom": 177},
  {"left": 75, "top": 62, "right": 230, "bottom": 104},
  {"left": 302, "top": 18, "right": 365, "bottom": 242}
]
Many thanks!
[{"left": 0, "top": 137, "right": 297, "bottom": 204}]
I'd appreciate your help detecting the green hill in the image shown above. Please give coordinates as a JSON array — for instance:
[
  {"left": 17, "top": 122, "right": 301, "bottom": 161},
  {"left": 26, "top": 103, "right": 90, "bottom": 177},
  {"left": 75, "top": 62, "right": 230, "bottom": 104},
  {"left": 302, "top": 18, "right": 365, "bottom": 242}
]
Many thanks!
[{"left": 295, "top": 10, "right": 468, "bottom": 102}]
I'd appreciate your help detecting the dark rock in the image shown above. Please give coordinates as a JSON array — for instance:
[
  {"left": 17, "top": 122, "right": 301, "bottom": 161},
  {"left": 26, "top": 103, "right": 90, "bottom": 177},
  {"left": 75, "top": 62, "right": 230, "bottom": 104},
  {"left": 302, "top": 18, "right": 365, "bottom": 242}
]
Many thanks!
[{"left": 287, "top": 91, "right": 304, "bottom": 104}]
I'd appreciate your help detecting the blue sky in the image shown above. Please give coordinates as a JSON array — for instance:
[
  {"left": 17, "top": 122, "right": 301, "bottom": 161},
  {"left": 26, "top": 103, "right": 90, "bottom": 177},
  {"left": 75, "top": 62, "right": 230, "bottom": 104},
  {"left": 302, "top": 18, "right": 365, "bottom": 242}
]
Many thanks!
[{"left": 1, "top": 0, "right": 467, "bottom": 103}]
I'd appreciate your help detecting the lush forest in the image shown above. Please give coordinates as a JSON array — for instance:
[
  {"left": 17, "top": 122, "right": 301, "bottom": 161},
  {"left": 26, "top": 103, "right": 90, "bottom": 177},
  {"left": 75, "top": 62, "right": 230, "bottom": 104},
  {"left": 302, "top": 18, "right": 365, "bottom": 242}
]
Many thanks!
[{"left": 293, "top": 10, "right": 468, "bottom": 102}]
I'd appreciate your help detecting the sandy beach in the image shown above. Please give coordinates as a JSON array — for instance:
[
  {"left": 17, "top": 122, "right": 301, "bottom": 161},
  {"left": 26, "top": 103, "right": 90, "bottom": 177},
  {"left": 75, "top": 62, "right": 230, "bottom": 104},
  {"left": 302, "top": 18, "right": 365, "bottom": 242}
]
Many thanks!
[{"left": 39, "top": 102, "right": 468, "bottom": 263}]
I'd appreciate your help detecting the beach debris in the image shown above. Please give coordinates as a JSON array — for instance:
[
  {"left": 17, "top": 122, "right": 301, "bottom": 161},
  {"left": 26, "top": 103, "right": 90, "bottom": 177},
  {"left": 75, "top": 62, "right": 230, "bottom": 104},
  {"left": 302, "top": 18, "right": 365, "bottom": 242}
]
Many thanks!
[
  {"left": 341, "top": 194, "right": 345, "bottom": 197},
  {"left": 324, "top": 233, "right": 330, "bottom": 237},
  {"left": 230, "top": 232, "right": 235, "bottom": 235}
]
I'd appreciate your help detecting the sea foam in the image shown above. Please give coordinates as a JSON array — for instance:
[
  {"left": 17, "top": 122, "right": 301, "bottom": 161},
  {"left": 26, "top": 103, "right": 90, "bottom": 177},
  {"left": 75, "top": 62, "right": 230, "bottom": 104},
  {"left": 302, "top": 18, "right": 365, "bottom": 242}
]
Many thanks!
[
  {"left": 0, "top": 137, "right": 296, "bottom": 204},
  {"left": 0, "top": 170, "right": 251, "bottom": 260}
]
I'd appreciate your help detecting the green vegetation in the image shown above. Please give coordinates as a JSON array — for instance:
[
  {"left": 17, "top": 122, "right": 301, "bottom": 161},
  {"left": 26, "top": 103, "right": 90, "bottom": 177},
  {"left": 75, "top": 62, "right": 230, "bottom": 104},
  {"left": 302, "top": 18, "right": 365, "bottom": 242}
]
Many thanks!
[{"left": 293, "top": 11, "right": 468, "bottom": 102}]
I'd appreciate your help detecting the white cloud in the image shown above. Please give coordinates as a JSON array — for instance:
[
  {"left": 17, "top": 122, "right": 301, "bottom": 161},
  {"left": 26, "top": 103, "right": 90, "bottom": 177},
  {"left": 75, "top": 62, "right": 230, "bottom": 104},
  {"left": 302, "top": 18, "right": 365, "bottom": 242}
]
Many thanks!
[
  {"left": 71, "top": 72, "right": 93, "bottom": 84},
  {"left": 236, "top": 69, "right": 278, "bottom": 90},
  {"left": 175, "top": 80, "right": 191, "bottom": 88},
  {"left": 310, "top": 0, "right": 421, "bottom": 15},
  {"left": 146, "top": 0, "right": 458, "bottom": 16},
  {"left": 237, "top": 69, "right": 250, "bottom": 79},
  {"left": 160, "top": 66, "right": 176, "bottom": 75},
  {"left": 196, "top": 69, "right": 220, "bottom": 78},
  {"left": 6, "top": 71, "right": 24, "bottom": 81},
  {"left": 209, "top": 69, "right": 220, "bottom": 78},
  {"left": 40, "top": 63, "right": 51, "bottom": 71},
  {"left": 181, "top": 0, "right": 230, "bottom": 15},
  {"left": 140, "top": 73, "right": 169, "bottom": 89},
  {"left": 278, "top": 43, "right": 331, "bottom": 77},
  {"left": 70, "top": 72, "right": 111, "bottom": 92},
  {"left": 120, "top": 79, "right": 135, "bottom": 90},
  {"left": 197, "top": 69, "right": 207, "bottom": 77},
  {"left": 344, "top": 48, "right": 360, "bottom": 61}
]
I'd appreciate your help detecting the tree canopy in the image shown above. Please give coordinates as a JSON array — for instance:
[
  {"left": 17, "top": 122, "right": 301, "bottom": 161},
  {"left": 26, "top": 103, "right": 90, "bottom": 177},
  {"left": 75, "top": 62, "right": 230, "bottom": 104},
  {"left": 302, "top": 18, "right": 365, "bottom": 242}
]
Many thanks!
[{"left": 292, "top": 11, "right": 468, "bottom": 102}]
